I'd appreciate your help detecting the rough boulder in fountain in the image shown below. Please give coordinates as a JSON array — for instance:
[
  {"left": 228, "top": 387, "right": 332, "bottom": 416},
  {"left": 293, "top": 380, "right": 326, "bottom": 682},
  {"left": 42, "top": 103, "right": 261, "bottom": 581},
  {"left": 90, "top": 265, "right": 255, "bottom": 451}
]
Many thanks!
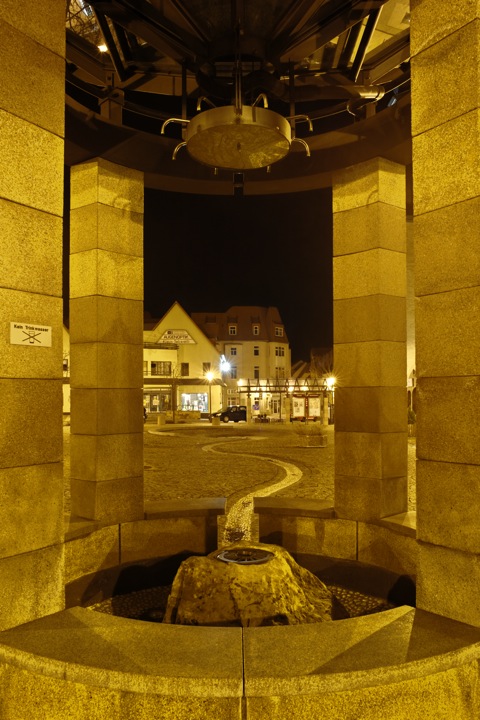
[{"left": 163, "top": 542, "right": 348, "bottom": 626}]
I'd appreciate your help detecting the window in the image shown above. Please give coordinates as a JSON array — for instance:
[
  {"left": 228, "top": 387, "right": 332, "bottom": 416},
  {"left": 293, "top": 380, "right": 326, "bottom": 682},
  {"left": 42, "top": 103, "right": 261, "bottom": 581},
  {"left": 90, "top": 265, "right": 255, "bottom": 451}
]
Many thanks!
[
  {"left": 230, "top": 347, "right": 237, "bottom": 356},
  {"left": 253, "top": 346, "right": 259, "bottom": 356},
  {"left": 254, "top": 366, "right": 260, "bottom": 379},
  {"left": 275, "top": 327, "right": 284, "bottom": 337},
  {"left": 181, "top": 362, "right": 189, "bottom": 377},
  {"left": 151, "top": 361, "right": 171, "bottom": 376},
  {"left": 252, "top": 325, "right": 260, "bottom": 335},
  {"left": 275, "top": 346, "right": 285, "bottom": 357},
  {"left": 276, "top": 367, "right": 286, "bottom": 380},
  {"left": 203, "top": 362, "right": 211, "bottom": 373},
  {"left": 143, "top": 360, "right": 148, "bottom": 375},
  {"left": 230, "top": 365, "right": 237, "bottom": 379},
  {"left": 229, "top": 325, "right": 237, "bottom": 335}
]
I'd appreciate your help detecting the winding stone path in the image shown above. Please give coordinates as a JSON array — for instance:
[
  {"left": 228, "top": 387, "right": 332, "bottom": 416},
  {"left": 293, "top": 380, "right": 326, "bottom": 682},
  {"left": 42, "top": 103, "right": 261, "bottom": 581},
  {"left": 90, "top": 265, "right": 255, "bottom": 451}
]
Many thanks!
[{"left": 202, "top": 437, "right": 303, "bottom": 545}]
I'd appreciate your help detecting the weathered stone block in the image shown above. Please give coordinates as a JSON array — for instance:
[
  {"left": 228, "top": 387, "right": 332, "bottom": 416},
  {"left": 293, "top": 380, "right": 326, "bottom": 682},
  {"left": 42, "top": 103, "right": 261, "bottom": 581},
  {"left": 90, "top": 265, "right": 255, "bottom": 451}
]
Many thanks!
[
  {"left": 333, "top": 202, "right": 406, "bottom": 255},
  {"left": 70, "top": 203, "right": 144, "bottom": 256},
  {"left": 414, "top": 197, "right": 480, "bottom": 296},
  {"left": 412, "top": 109, "right": 480, "bottom": 215},
  {"left": 121, "top": 516, "right": 219, "bottom": 564},
  {"left": 70, "top": 476, "right": 144, "bottom": 524},
  {"left": 70, "top": 159, "right": 143, "bottom": 213},
  {"left": 411, "top": 20, "right": 480, "bottom": 136},
  {"left": 70, "top": 433, "right": 144, "bottom": 481},
  {"left": 70, "top": 249, "right": 143, "bottom": 300},
  {"left": 335, "top": 475, "right": 407, "bottom": 521},
  {"left": 0, "top": 463, "right": 63, "bottom": 559},
  {"left": 0, "top": 379, "right": 63, "bottom": 468},
  {"left": 335, "top": 432, "right": 407, "bottom": 479},
  {"left": 0, "top": 544, "right": 64, "bottom": 631},
  {"left": 335, "top": 387, "right": 407, "bottom": 433},
  {"left": 417, "top": 460, "right": 480, "bottom": 554},
  {"left": 64, "top": 525, "right": 120, "bottom": 585},
  {"left": 258, "top": 515, "right": 357, "bottom": 560},
  {"left": 0, "top": 0, "right": 65, "bottom": 55},
  {"left": 334, "top": 295, "right": 406, "bottom": 343},
  {"left": 0, "top": 609, "right": 243, "bottom": 716},
  {"left": 357, "top": 522, "right": 418, "bottom": 577},
  {"left": 70, "top": 343, "right": 143, "bottom": 388},
  {"left": 0, "top": 199, "right": 62, "bottom": 296},
  {"left": 0, "top": 110, "right": 63, "bottom": 217},
  {"left": 334, "top": 341, "right": 406, "bottom": 387},
  {"left": 70, "top": 297, "right": 144, "bottom": 345},
  {"left": 0, "top": 290, "right": 62, "bottom": 379},
  {"left": 0, "top": 18, "right": 65, "bottom": 135},
  {"left": 416, "top": 376, "right": 480, "bottom": 465},
  {"left": 417, "top": 541, "right": 480, "bottom": 626},
  {"left": 70, "top": 388, "right": 144, "bottom": 435},
  {"left": 410, "top": 0, "right": 479, "bottom": 56},
  {"left": 334, "top": 249, "right": 406, "bottom": 299},
  {"left": 416, "top": 286, "right": 480, "bottom": 378},
  {"left": 332, "top": 158, "right": 406, "bottom": 213}
]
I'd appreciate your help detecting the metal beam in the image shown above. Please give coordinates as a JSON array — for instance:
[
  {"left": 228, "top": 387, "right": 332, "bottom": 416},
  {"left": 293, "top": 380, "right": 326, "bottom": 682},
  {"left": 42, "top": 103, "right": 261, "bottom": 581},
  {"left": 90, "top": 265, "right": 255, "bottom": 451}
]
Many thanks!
[
  {"left": 270, "top": 0, "right": 388, "bottom": 61},
  {"left": 89, "top": 0, "right": 207, "bottom": 63},
  {"left": 361, "top": 27, "right": 410, "bottom": 82}
]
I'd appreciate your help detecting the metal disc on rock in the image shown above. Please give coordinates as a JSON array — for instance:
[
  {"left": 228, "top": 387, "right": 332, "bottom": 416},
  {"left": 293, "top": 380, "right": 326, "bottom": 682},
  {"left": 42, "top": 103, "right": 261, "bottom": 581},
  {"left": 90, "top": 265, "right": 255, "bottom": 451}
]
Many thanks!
[{"left": 215, "top": 547, "right": 274, "bottom": 565}]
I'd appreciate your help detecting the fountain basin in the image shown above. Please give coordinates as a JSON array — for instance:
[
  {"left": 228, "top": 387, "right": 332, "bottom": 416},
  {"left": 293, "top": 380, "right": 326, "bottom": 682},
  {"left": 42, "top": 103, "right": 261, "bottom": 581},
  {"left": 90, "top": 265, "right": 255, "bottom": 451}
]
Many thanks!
[{"left": 1, "top": 604, "right": 480, "bottom": 719}]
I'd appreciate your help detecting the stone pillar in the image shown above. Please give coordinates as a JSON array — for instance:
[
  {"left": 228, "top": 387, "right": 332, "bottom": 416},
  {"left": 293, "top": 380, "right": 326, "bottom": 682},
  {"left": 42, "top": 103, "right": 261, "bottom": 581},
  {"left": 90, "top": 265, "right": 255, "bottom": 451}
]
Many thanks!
[
  {"left": 411, "top": 2, "right": 480, "bottom": 625},
  {"left": 70, "top": 159, "right": 144, "bottom": 523},
  {"left": 0, "top": 2, "right": 65, "bottom": 629},
  {"left": 333, "top": 158, "right": 407, "bottom": 521}
]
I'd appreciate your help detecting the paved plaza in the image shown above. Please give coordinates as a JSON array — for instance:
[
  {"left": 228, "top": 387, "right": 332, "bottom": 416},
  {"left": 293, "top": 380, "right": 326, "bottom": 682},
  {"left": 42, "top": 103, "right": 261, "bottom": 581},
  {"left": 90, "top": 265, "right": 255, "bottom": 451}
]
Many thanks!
[{"left": 63, "top": 422, "right": 417, "bottom": 529}]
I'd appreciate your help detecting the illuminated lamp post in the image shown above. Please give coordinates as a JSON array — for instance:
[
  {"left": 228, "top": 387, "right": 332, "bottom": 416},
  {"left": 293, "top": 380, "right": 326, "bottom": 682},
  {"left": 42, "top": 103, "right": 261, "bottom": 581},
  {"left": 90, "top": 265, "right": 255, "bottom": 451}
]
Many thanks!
[
  {"left": 219, "top": 355, "right": 231, "bottom": 408},
  {"left": 324, "top": 376, "right": 336, "bottom": 425},
  {"left": 205, "top": 371, "right": 214, "bottom": 415}
]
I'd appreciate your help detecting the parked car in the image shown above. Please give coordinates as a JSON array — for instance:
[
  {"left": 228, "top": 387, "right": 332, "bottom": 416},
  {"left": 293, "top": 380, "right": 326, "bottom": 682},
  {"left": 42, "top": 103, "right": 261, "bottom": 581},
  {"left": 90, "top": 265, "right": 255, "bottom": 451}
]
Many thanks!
[{"left": 210, "top": 405, "right": 247, "bottom": 423}]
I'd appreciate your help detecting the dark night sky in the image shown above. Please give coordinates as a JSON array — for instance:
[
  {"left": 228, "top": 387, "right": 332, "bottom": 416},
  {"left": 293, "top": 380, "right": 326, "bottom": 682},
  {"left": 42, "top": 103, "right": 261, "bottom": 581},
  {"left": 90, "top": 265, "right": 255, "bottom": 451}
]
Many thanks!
[{"left": 143, "top": 187, "right": 333, "bottom": 363}]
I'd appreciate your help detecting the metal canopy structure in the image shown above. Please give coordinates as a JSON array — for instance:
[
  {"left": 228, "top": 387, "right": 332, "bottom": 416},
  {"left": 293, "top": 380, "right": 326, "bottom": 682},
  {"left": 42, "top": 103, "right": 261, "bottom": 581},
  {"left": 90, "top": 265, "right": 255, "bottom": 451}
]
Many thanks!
[{"left": 65, "top": 0, "right": 412, "bottom": 193}]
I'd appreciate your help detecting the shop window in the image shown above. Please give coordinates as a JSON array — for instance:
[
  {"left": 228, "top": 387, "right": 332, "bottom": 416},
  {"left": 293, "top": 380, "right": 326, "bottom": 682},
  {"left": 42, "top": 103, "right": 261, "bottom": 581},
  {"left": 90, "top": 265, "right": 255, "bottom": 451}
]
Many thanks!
[
  {"left": 275, "top": 327, "right": 284, "bottom": 337},
  {"left": 254, "top": 366, "right": 260, "bottom": 379},
  {"left": 181, "top": 362, "right": 189, "bottom": 377},
  {"left": 253, "top": 346, "right": 259, "bottom": 356},
  {"left": 252, "top": 325, "right": 260, "bottom": 335},
  {"left": 275, "top": 346, "right": 285, "bottom": 357},
  {"left": 229, "top": 325, "right": 237, "bottom": 335}
]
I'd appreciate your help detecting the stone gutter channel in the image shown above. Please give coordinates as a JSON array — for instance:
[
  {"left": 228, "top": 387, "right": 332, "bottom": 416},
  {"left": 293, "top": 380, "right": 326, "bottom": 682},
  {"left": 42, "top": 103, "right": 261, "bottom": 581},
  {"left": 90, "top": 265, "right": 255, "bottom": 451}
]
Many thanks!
[{"left": 202, "top": 437, "right": 303, "bottom": 546}]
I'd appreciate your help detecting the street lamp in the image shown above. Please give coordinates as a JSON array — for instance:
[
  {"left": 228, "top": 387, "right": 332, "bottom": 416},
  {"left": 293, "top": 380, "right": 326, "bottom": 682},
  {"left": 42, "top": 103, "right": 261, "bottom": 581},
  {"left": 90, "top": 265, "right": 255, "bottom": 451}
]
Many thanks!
[
  {"left": 323, "top": 376, "right": 336, "bottom": 425},
  {"left": 205, "top": 370, "right": 214, "bottom": 414}
]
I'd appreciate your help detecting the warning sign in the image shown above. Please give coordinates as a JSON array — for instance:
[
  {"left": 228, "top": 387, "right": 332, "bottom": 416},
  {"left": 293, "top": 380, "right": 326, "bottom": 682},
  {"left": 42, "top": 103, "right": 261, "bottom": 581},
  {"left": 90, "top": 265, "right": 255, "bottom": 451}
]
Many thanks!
[{"left": 10, "top": 322, "right": 52, "bottom": 347}]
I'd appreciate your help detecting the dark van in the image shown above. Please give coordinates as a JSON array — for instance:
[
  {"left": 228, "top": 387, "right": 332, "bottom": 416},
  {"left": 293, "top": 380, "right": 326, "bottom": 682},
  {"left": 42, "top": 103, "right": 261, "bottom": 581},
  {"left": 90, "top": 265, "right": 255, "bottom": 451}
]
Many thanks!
[{"left": 210, "top": 405, "right": 247, "bottom": 423}]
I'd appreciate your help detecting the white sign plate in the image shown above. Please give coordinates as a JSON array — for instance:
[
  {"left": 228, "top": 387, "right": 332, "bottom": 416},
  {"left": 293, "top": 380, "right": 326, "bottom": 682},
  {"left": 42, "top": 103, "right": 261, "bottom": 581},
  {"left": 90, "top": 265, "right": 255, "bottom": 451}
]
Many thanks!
[
  {"left": 160, "top": 329, "right": 195, "bottom": 344},
  {"left": 10, "top": 322, "right": 52, "bottom": 347}
]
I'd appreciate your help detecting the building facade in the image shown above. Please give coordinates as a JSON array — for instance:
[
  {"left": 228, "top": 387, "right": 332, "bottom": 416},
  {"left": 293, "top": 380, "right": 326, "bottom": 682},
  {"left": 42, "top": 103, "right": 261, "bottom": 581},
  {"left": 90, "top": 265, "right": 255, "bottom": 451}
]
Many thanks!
[
  {"left": 191, "top": 306, "right": 292, "bottom": 418},
  {"left": 143, "top": 302, "right": 224, "bottom": 416},
  {"left": 63, "top": 302, "right": 226, "bottom": 418}
]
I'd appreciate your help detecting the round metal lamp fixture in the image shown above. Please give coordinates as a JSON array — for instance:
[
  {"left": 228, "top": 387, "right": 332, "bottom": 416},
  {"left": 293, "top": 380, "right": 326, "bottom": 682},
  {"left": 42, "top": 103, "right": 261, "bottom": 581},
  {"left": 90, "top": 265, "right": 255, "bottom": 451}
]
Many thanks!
[
  {"left": 185, "top": 105, "right": 291, "bottom": 170},
  {"left": 161, "top": 102, "right": 312, "bottom": 171}
]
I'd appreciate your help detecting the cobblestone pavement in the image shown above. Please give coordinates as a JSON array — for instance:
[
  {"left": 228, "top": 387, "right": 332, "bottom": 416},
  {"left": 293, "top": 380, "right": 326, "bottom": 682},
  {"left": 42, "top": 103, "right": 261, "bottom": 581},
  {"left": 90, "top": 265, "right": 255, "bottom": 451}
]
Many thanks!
[{"left": 63, "top": 422, "right": 417, "bottom": 518}]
